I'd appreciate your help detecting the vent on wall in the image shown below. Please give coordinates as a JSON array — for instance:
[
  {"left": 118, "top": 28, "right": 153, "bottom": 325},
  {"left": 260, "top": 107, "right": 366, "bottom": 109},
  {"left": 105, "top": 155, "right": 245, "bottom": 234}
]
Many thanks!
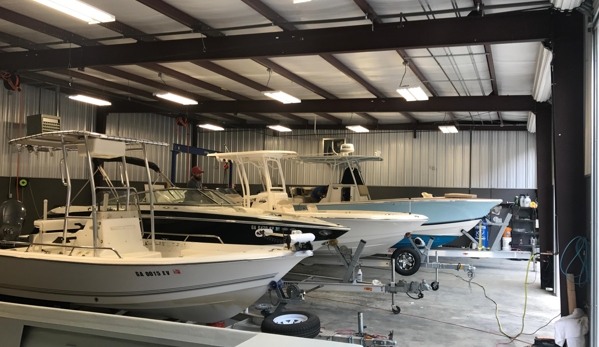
[{"left": 27, "top": 114, "right": 61, "bottom": 135}]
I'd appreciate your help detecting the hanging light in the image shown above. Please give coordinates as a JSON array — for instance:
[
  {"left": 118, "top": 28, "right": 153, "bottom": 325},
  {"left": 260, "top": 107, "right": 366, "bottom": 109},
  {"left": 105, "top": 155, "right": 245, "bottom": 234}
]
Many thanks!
[
  {"left": 262, "top": 91, "right": 301, "bottom": 104},
  {"left": 199, "top": 124, "right": 224, "bottom": 131},
  {"left": 396, "top": 61, "right": 429, "bottom": 101},
  {"left": 346, "top": 125, "right": 369, "bottom": 133},
  {"left": 155, "top": 93, "right": 198, "bottom": 105},
  {"left": 268, "top": 125, "right": 292, "bottom": 132},
  {"left": 68, "top": 94, "right": 111, "bottom": 106},
  {"left": 438, "top": 125, "right": 459, "bottom": 133},
  {"left": 397, "top": 86, "right": 429, "bottom": 101}
]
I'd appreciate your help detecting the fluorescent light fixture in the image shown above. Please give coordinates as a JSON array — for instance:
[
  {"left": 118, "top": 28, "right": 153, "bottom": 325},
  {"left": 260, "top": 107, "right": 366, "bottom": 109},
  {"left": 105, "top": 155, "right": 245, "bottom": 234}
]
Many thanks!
[
  {"left": 532, "top": 45, "right": 552, "bottom": 102},
  {"left": 68, "top": 94, "right": 111, "bottom": 106},
  {"left": 33, "top": 0, "right": 115, "bottom": 24},
  {"left": 438, "top": 125, "right": 459, "bottom": 134},
  {"left": 346, "top": 125, "right": 369, "bottom": 133},
  {"left": 293, "top": 0, "right": 311, "bottom": 3},
  {"left": 396, "top": 86, "right": 429, "bottom": 101},
  {"left": 155, "top": 93, "right": 198, "bottom": 105},
  {"left": 551, "top": 0, "right": 583, "bottom": 10},
  {"left": 199, "top": 124, "right": 224, "bottom": 131},
  {"left": 268, "top": 125, "right": 292, "bottom": 132},
  {"left": 262, "top": 91, "right": 301, "bottom": 104}
]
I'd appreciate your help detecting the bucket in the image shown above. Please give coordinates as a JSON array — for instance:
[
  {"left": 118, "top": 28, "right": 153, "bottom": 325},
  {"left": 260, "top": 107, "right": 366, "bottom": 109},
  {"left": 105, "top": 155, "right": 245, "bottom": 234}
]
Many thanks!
[{"left": 502, "top": 237, "right": 512, "bottom": 251}]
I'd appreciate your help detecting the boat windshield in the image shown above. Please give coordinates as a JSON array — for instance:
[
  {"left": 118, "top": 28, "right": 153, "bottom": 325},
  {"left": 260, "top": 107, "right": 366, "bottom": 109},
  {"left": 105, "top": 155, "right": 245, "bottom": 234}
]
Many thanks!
[{"left": 136, "top": 188, "right": 239, "bottom": 206}]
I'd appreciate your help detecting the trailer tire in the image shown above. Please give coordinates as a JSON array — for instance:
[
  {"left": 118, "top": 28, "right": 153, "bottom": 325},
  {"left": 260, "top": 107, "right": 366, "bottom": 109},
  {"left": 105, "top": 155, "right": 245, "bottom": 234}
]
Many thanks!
[
  {"left": 261, "top": 311, "right": 320, "bottom": 338},
  {"left": 392, "top": 247, "right": 421, "bottom": 276}
]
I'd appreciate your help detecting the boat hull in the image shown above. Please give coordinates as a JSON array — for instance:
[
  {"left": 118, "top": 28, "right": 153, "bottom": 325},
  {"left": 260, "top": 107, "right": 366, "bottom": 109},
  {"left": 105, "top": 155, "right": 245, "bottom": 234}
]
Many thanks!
[
  {"left": 0, "top": 242, "right": 309, "bottom": 323},
  {"left": 297, "top": 198, "right": 501, "bottom": 248},
  {"left": 288, "top": 212, "right": 427, "bottom": 256}
]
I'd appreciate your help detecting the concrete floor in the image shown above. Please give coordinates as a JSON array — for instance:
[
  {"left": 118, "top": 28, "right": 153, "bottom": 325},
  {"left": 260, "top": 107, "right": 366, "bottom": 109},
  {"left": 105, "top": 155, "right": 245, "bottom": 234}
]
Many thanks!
[{"left": 250, "top": 257, "right": 560, "bottom": 347}]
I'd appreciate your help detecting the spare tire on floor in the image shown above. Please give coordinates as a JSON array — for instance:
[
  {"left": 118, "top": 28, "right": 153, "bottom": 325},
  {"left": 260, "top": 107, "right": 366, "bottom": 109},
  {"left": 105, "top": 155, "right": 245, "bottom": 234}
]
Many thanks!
[{"left": 260, "top": 310, "right": 320, "bottom": 338}]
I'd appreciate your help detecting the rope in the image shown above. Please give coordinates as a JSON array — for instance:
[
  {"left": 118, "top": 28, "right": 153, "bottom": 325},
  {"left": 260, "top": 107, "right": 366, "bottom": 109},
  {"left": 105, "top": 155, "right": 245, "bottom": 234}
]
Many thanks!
[{"left": 559, "top": 236, "right": 589, "bottom": 287}]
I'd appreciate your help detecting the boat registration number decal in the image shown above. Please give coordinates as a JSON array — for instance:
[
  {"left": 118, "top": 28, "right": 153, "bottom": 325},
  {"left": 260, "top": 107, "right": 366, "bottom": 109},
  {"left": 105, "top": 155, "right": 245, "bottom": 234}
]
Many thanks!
[{"left": 135, "top": 269, "right": 181, "bottom": 277}]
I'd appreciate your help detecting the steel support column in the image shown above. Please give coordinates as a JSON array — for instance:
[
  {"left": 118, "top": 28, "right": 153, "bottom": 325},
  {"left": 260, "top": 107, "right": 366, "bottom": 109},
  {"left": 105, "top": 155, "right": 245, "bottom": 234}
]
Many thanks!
[
  {"left": 535, "top": 103, "right": 555, "bottom": 292},
  {"left": 552, "top": 11, "right": 587, "bottom": 315}
]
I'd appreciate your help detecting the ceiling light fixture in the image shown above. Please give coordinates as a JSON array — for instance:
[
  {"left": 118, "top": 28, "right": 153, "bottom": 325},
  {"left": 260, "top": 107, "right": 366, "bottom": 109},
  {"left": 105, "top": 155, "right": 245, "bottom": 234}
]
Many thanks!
[
  {"left": 68, "top": 94, "right": 111, "bottom": 106},
  {"left": 438, "top": 125, "right": 459, "bottom": 134},
  {"left": 293, "top": 0, "right": 312, "bottom": 3},
  {"left": 550, "top": 0, "right": 583, "bottom": 11},
  {"left": 346, "top": 125, "right": 369, "bottom": 133},
  {"left": 268, "top": 125, "right": 292, "bottom": 132},
  {"left": 33, "top": 0, "right": 115, "bottom": 24},
  {"left": 155, "top": 93, "right": 198, "bottom": 105},
  {"left": 262, "top": 91, "right": 301, "bottom": 104},
  {"left": 396, "top": 60, "right": 429, "bottom": 101},
  {"left": 397, "top": 86, "right": 429, "bottom": 101},
  {"left": 199, "top": 124, "right": 224, "bottom": 131}
]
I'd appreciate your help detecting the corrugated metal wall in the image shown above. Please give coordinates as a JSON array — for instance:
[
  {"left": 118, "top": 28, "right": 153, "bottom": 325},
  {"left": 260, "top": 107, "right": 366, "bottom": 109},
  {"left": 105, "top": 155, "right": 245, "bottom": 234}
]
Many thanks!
[
  {"left": 0, "top": 88, "right": 537, "bottom": 189},
  {"left": 197, "top": 129, "right": 266, "bottom": 185},
  {"left": 199, "top": 129, "right": 537, "bottom": 189},
  {"left": 105, "top": 113, "right": 189, "bottom": 183},
  {"left": 0, "top": 85, "right": 95, "bottom": 179}
]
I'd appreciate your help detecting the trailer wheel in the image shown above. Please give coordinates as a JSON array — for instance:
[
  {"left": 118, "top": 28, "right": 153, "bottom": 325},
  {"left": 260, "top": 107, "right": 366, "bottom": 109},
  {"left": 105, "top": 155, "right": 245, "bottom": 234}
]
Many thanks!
[
  {"left": 261, "top": 311, "right": 321, "bottom": 338},
  {"left": 392, "top": 305, "right": 401, "bottom": 314},
  {"left": 392, "top": 247, "right": 421, "bottom": 276}
]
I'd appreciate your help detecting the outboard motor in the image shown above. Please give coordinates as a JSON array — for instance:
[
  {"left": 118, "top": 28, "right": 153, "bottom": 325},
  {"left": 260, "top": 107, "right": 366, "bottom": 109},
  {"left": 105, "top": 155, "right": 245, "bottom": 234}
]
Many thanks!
[{"left": 0, "top": 199, "right": 26, "bottom": 242}]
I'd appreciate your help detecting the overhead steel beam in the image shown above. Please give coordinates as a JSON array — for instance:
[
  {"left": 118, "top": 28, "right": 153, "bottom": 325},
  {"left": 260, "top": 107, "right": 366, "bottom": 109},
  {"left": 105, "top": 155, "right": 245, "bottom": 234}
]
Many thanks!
[
  {"left": 192, "top": 61, "right": 270, "bottom": 91},
  {"left": 89, "top": 66, "right": 211, "bottom": 101},
  {"left": 209, "top": 113, "right": 248, "bottom": 123},
  {"left": 222, "top": 122, "right": 527, "bottom": 131},
  {"left": 53, "top": 69, "right": 156, "bottom": 100},
  {"left": 484, "top": 44, "right": 503, "bottom": 125},
  {"left": 319, "top": 53, "right": 386, "bottom": 98},
  {"left": 139, "top": 63, "right": 250, "bottom": 100},
  {"left": 396, "top": 49, "right": 457, "bottom": 122},
  {"left": 108, "top": 95, "right": 538, "bottom": 114},
  {"left": 135, "top": 0, "right": 225, "bottom": 36},
  {"left": 252, "top": 58, "right": 343, "bottom": 123},
  {"left": 242, "top": 0, "right": 380, "bottom": 124},
  {"left": 353, "top": 0, "right": 384, "bottom": 24},
  {"left": 0, "top": 10, "right": 554, "bottom": 71},
  {"left": 315, "top": 113, "right": 344, "bottom": 124},
  {"left": 351, "top": 2, "right": 420, "bottom": 124},
  {"left": 0, "top": 31, "right": 48, "bottom": 50},
  {"left": 254, "top": 59, "right": 337, "bottom": 99},
  {"left": 99, "top": 21, "right": 158, "bottom": 42},
  {"left": 20, "top": 72, "right": 132, "bottom": 102},
  {"left": 241, "top": 0, "right": 295, "bottom": 31}
]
